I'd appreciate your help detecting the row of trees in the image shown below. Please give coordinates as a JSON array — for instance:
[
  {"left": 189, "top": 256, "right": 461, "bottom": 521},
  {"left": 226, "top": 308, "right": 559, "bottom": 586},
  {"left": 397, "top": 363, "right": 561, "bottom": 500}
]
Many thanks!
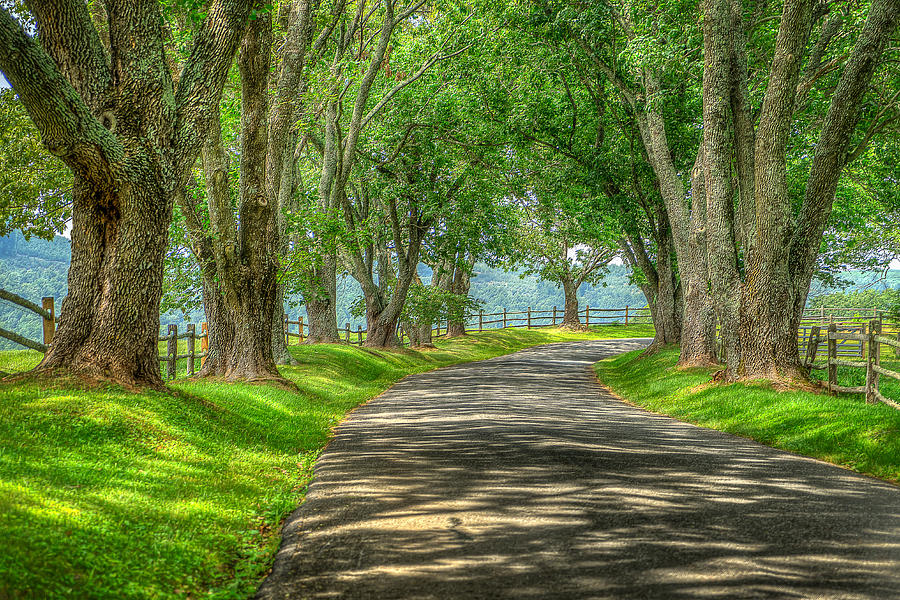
[
  {"left": 1, "top": 0, "right": 898, "bottom": 388},
  {"left": 460, "top": 0, "right": 900, "bottom": 381}
]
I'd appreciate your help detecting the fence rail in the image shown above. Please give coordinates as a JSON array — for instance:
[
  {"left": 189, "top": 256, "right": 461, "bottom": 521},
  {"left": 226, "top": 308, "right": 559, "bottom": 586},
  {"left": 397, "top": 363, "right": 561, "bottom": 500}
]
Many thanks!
[
  {"left": 0, "top": 293, "right": 56, "bottom": 352},
  {"left": 283, "top": 305, "right": 654, "bottom": 349}
]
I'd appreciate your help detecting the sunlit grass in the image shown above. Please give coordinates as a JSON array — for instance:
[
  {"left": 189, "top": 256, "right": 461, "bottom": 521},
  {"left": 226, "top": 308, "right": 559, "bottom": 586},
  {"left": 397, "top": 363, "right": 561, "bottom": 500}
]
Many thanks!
[
  {"left": 0, "top": 325, "right": 650, "bottom": 599},
  {"left": 0, "top": 349, "right": 41, "bottom": 373},
  {"left": 595, "top": 347, "right": 900, "bottom": 483}
]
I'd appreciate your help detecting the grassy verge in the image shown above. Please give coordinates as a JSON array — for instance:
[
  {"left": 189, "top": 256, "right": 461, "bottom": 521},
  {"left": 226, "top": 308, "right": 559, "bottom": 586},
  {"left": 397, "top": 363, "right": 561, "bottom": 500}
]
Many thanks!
[
  {"left": 0, "top": 325, "right": 651, "bottom": 599},
  {"left": 595, "top": 347, "right": 900, "bottom": 484},
  {"left": 0, "top": 349, "right": 42, "bottom": 374}
]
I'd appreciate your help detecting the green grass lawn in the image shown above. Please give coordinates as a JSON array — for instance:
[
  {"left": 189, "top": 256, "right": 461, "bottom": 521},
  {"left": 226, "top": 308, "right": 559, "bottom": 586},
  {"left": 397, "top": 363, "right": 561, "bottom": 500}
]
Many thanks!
[
  {"left": 595, "top": 347, "right": 900, "bottom": 484},
  {"left": 0, "top": 349, "right": 42, "bottom": 374},
  {"left": 0, "top": 325, "right": 652, "bottom": 599}
]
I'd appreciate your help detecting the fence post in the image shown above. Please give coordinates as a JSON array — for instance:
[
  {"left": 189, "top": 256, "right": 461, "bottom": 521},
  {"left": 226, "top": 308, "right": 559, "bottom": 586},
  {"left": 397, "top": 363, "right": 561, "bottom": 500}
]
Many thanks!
[
  {"left": 41, "top": 297, "right": 55, "bottom": 346},
  {"left": 299, "top": 316, "right": 304, "bottom": 342},
  {"left": 503, "top": 308, "right": 507, "bottom": 329},
  {"left": 527, "top": 307, "right": 532, "bottom": 329},
  {"left": 186, "top": 323, "right": 196, "bottom": 376},
  {"left": 345, "top": 322, "right": 351, "bottom": 343},
  {"left": 479, "top": 310, "right": 483, "bottom": 332},
  {"left": 167, "top": 324, "right": 177, "bottom": 381},
  {"left": 200, "top": 322, "right": 208, "bottom": 367},
  {"left": 827, "top": 323, "right": 837, "bottom": 394},
  {"left": 804, "top": 325, "right": 820, "bottom": 367},
  {"left": 357, "top": 325, "right": 362, "bottom": 345},
  {"left": 820, "top": 306, "right": 825, "bottom": 324},
  {"left": 552, "top": 306, "right": 557, "bottom": 326},
  {"left": 867, "top": 320, "right": 881, "bottom": 405},
  {"left": 585, "top": 305, "right": 590, "bottom": 326},
  {"left": 625, "top": 305, "right": 629, "bottom": 326},
  {"left": 895, "top": 331, "right": 900, "bottom": 360},
  {"left": 859, "top": 323, "right": 866, "bottom": 358}
]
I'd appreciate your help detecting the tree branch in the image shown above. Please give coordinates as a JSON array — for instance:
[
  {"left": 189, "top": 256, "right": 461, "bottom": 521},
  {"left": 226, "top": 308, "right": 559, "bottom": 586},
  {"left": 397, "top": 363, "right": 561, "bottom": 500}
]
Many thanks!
[
  {"left": 173, "top": 0, "right": 254, "bottom": 178},
  {"left": 0, "top": 7, "right": 122, "bottom": 180}
]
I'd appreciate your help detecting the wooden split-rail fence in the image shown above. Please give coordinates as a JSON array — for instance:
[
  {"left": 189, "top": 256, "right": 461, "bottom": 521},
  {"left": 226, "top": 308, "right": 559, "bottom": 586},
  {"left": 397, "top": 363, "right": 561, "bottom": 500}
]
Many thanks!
[
  {"left": 158, "top": 305, "right": 652, "bottom": 379},
  {"left": 283, "top": 305, "right": 653, "bottom": 345},
  {"left": 4, "top": 291, "right": 898, "bottom": 386},
  {"left": 801, "top": 320, "right": 900, "bottom": 408},
  {"left": 0, "top": 293, "right": 57, "bottom": 352}
]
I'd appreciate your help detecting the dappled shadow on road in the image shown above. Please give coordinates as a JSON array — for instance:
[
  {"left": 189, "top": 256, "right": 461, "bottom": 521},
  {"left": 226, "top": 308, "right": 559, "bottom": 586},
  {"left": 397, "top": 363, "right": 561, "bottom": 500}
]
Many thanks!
[{"left": 256, "top": 340, "right": 900, "bottom": 600}]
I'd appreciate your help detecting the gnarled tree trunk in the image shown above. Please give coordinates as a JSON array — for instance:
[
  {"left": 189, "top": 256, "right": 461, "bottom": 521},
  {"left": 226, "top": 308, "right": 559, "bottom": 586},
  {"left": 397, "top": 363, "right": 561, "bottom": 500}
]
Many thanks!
[
  {"left": 304, "top": 254, "right": 340, "bottom": 343},
  {"left": 41, "top": 170, "right": 172, "bottom": 388},
  {"left": 0, "top": 0, "right": 252, "bottom": 387},
  {"left": 195, "top": 15, "right": 284, "bottom": 382}
]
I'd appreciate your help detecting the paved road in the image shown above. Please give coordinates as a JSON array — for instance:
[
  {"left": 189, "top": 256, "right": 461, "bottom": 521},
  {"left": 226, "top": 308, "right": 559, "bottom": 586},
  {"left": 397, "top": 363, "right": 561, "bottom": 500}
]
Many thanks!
[{"left": 256, "top": 339, "right": 900, "bottom": 599}]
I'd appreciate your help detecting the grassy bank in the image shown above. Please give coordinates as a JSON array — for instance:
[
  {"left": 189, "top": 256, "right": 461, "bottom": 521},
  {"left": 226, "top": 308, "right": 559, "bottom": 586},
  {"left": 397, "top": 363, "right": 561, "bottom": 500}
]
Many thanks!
[
  {"left": 595, "top": 347, "right": 900, "bottom": 484},
  {"left": 0, "top": 325, "right": 651, "bottom": 599}
]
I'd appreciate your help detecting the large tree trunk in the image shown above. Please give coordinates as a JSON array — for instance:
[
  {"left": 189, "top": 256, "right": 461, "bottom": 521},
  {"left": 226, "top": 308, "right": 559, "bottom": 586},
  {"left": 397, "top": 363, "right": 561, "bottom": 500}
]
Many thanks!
[
  {"left": 678, "top": 156, "right": 719, "bottom": 367},
  {"left": 740, "top": 0, "right": 899, "bottom": 381},
  {"left": 365, "top": 306, "right": 402, "bottom": 348},
  {"left": 197, "top": 15, "right": 284, "bottom": 382},
  {"left": 446, "top": 258, "right": 473, "bottom": 337},
  {"left": 618, "top": 208, "right": 681, "bottom": 349},
  {"left": 271, "top": 285, "right": 295, "bottom": 365},
  {"left": 363, "top": 252, "right": 420, "bottom": 349},
  {"left": 652, "top": 230, "right": 683, "bottom": 347},
  {"left": 702, "top": 0, "right": 743, "bottom": 376},
  {"left": 635, "top": 117, "right": 717, "bottom": 364},
  {"left": 560, "top": 275, "right": 582, "bottom": 328},
  {"left": 737, "top": 0, "right": 814, "bottom": 382},
  {"left": 304, "top": 253, "right": 340, "bottom": 343},
  {"left": 199, "top": 273, "right": 234, "bottom": 376},
  {"left": 38, "top": 170, "right": 171, "bottom": 388},
  {"left": 225, "top": 268, "right": 280, "bottom": 380}
]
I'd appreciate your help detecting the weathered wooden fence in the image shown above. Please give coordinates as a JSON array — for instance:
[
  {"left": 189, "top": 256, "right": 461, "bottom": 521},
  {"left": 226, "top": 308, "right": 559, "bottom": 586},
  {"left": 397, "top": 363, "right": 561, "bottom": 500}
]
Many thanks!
[
  {"left": 0, "top": 292, "right": 57, "bottom": 352},
  {"left": 159, "top": 323, "right": 209, "bottom": 380},
  {"left": 5, "top": 293, "right": 898, "bottom": 385},
  {"left": 283, "top": 305, "right": 654, "bottom": 347},
  {"left": 801, "top": 320, "right": 900, "bottom": 408}
]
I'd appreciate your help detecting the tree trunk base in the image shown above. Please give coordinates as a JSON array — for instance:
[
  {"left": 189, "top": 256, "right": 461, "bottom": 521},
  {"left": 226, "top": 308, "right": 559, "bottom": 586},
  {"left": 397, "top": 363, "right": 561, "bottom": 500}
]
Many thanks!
[
  {"left": 735, "top": 364, "right": 811, "bottom": 387},
  {"left": 676, "top": 356, "right": 720, "bottom": 369},
  {"left": 641, "top": 341, "right": 678, "bottom": 357}
]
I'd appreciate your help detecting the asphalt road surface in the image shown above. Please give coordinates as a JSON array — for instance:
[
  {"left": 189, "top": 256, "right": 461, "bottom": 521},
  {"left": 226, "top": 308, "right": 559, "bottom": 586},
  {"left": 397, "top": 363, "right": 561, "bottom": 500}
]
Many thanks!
[{"left": 256, "top": 339, "right": 900, "bottom": 599}]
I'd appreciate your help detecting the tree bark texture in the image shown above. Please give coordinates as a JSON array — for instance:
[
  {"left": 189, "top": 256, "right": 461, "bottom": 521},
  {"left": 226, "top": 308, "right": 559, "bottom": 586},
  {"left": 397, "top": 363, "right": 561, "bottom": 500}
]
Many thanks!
[
  {"left": 631, "top": 77, "right": 717, "bottom": 365},
  {"left": 194, "top": 15, "right": 284, "bottom": 382},
  {"left": 561, "top": 275, "right": 582, "bottom": 328},
  {"left": 677, "top": 155, "right": 718, "bottom": 366},
  {"left": 702, "top": 0, "right": 742, "bottom": 374},
  {"left": 616, "top": 193, "right": 682, "bottom": 349},
  {"left": 304, "top": 254, "right": 340, "bottom": 342},
  {"left": 446, "top": 261, "right": 473, "bottom": 338}
]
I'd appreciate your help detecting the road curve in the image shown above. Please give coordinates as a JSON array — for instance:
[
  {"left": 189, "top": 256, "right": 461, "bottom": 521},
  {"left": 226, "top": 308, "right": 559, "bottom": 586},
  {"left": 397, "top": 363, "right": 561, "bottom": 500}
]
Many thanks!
[{"left": 256, "top": 339, "right": 900, "bottom": 600}]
